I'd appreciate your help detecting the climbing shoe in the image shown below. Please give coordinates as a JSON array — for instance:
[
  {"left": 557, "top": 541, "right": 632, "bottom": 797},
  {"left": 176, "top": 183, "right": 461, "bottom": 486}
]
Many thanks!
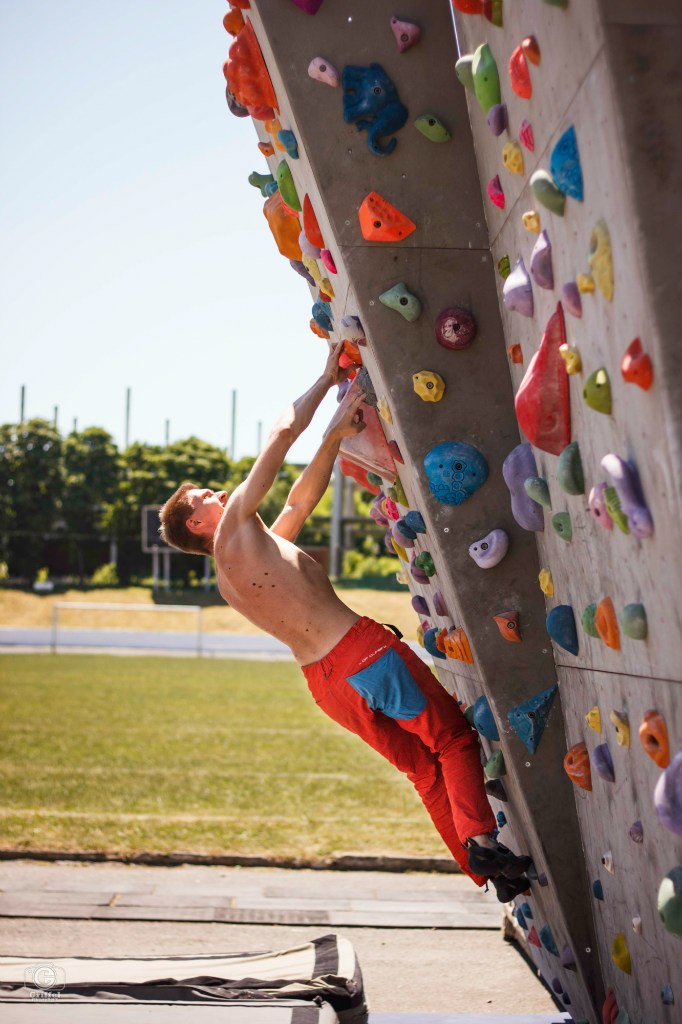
[
  {"left": 466, "top": 839, "right": 533, "bottom": 880},
  {"left": 491, "top": 874, "right": 531, "bottom": 904}
]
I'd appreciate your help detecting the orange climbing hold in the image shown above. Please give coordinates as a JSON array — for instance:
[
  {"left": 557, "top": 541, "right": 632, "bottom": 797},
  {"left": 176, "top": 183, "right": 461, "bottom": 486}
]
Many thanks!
[
  {"left": 309, "top": 319, "right": 330, "bottom": 340},
  {"left": 639, "top": 709, "right": 670, "bottom": 768},
  {"left": 509, "top": 46, "right": 532, "bottom": 99},
  {"left": 358, "top": 192, "right": 417, "bottom": 243},
  {"left": 595, "top": 597, "right": 620, "bottom": 650},
  {"left": 621, "top": 337, "right": 653, "bottom": 390},
  {"left": 451, "top": 0, "right": 484, "bottom": 11},
  {"left": 302, "top": 194, "right": 325, "bottom": 249},
  {"left": 521, "top": 36, "right": 541, "bottom": 65},
  {"left": 435, "top": 629, "right": 449, "bottom": 655},
  {"left": 343, "top": 339, "right": 363, "bottom": 365},
  {"left": 225, "top": 19, "right": 278, "bottom": 116},
  {"left": 493, "top": 610, "right": 522, "bottom": 642},
  {"left": 507, "top": 343, "right": 523, "bottom": 364},
  {"left": 258, "top": 141, "right": 274, "bottom": 157},
  {"left": 229, "top": 0, "right": 251, "bottom": 8},
  {"left": 263, "top": 191, "right": 301, "bottom": 260},
  {"left": 444, "top": 627, "right": 474, "bottom": 663},
  {"left": 602, "top": 988, "right": 619, "bottom": 1024},
  {"left": 564, "top": 742, "right": 592, "bottom": 791},
  {"left": 223, "top": 7, "right": 245, "bottom": 35},
  {"left": 264, "top": 117, "right": 286, "bottom": 149}
]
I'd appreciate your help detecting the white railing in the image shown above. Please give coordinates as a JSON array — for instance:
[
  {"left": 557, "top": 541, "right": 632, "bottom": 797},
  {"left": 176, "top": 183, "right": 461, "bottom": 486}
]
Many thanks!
[{"left": 50, "top": 602, "right": 204, "bottom": 656}]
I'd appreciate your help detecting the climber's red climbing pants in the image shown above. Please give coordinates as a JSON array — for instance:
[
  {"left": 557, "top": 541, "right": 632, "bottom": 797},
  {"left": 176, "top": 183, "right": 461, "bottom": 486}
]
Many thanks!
[{"left": 302, "top": 616, "right": 496, "bottom": 884}]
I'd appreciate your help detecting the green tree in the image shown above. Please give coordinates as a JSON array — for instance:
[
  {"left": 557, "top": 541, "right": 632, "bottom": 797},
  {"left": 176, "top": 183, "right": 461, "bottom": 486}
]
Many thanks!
[
  {"left": 0, "top": 419, "right": 64, "bottom": 578},
  {"left": 61, "top": 427, "right": 123, "bottom": 582}
]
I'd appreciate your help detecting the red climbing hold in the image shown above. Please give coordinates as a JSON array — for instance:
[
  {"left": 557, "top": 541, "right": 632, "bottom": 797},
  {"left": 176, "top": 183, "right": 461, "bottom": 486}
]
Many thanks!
[
  {"left": 338, "top": 457, "right": 381, "bottom": 495},
  {"left": 302, "top": 194, "right": 325, "bottom": 249},
  {"left": 514, "top": 303, "right": 571, "bottom": 456},
  {"left": 527, "top": 926, "right": 542, "bottom": 948},
  {"left": 602, "top": 988, "right": 619, "bottom": 1024},
  {"left": 487, "top": 175, "right": 505, "bottom": 209},
  {"left": 451, "top": 0, "right": 484, "bottom": 12},
  {"left": 509, "top": 46, "right": 532, "bottom": 99},
  {"left": 621, "top": 337, "right": 653, "bottom": 390}
]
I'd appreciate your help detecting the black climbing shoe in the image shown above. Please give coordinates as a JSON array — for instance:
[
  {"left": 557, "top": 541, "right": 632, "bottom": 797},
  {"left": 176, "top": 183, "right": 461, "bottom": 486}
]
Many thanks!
[
  {"left": 467, "top": 840, "right": 533, "bottom": 880},
  {"left": 491, "top": 874, "right": 531, "bottom": 904}
]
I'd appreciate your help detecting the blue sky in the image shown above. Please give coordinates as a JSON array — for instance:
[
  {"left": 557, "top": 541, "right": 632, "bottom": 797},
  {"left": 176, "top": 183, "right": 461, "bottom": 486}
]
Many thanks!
[{"left": 0, "top": 0, "right": 337, "bottom": 462}]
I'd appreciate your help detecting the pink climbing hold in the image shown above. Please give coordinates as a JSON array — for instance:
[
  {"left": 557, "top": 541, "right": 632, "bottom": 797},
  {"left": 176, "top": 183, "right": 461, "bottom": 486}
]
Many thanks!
[
  {"left": 390, "top": 16, "right": 421, "bottom": 52},
  {"left": 289, "top": 0, "right": 325, "bottom": 13},
  {"left": 488, "top": 174, "right": 505, "bottom": 209},
  {"left": 519, "top": 119, "right": 535, "bottom": 152},
  {"left": 320, "top": 249, "right": 337, "bottom": 274},
  {"left": 515, "top": 303, "right": 571, "bottom": 456}
]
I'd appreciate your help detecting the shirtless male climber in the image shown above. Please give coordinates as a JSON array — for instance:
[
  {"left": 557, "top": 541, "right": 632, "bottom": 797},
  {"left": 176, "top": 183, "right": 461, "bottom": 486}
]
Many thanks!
[{"left": 160, "top": 341, "right": 532, "bottom": 900}]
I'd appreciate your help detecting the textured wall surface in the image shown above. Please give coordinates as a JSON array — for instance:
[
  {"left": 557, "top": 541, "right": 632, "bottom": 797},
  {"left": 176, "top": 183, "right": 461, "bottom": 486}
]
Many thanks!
[{"left": 225, "top": 1, "right": 681, "bottom": 1021}]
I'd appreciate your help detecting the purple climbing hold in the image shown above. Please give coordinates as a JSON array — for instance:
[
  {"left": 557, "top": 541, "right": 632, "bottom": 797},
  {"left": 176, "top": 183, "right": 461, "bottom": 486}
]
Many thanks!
[
  {"left": 390, "top": 16, "right": 421, "bottom": 52},
  {"left": 289, "top": 0, "right": 325, "bottom": 12},
  {"left": 654, "top": 749, "right": 682, "bottom": 836},
  {"left": 503, "top": 257, "right": 534, "bottom": 317},
  {"left": 299, "top": 229, "right": 321, "bottom": 258},
  {"left": 502, "top": 443, "right": 545, "bottom": 532},
  {"left": 551, "top": 978, "right": 563, "bottom": 995},
  {"left": 410, "top": 559, "right": 431, "bottom": 584},
  {"left": 289, "top": 259, "right": 316, "bottom": 286},
  {"left": 395, "top": 517, "right": 417, "bottom": 540},
  {"left": 370, "top": 496, "right": 389, "bottom": 526},
  {"left": 225, "top": 87, "right": 249, "bottom": 118},
  {"left": 337, "top": 380, "right": 351, "bottom": 402},
  {"left": 560, "top": 945, "right": 577, "bottom": 971},
  {"left": 411, "top": 595, "right": 430, "bottom": 616},
  {"left": 592, "top": 743, "right": 615, "bottom": 783},
  {"left": 562, "top": 282, "right": 582, "bottom": 318},
  {"left": 433, "top": 591, "right": 449, "bottom": 617},
  {"left": 530, "top": 230, "right": 554, "bottom": 290},
  {"left": 393, "top": 524, "right": 415, "bottom": 548},
  {"left": 434, "top": 306, "right": 477, "bottom": 350},
  {"left": 485, "top": 779, "right": 508, "bottom": 802},
  {"left": 486, "top": 103, "right": 508, "bottom": 136},
  {"left": 629, "top": 820, "right": 644, "bottom": 843},
  {"left": 601, "top": 453, "right": 654, "bottom": 540}
]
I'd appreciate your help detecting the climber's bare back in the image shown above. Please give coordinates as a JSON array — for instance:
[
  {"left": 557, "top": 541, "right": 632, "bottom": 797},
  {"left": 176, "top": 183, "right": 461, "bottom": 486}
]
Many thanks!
[{"left": 215, "top": 509, "right": 360, "bottom": 665}]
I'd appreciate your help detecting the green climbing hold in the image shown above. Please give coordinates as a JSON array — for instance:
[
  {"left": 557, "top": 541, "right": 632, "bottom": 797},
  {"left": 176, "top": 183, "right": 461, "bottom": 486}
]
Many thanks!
[
  {"left": 557, "top": 441, "right": 584, "bottom": 495},
  {"left": 389, "top": 475, "right": 408, "bottom": 506},
  {"left": 488, "top": 0, "right": 504, "bottom": 26},
  {"left": 552, "top": 512, "right": 573, "bottom": 542},
  {"left": 583, "top": 368, "right": 612, "bottom": 414},
  {"left": 658, "top": 866, "right": 682, "bottom": 937},
  {"left": 498, "top": 255, "right": 511, "bottom": 279},
  {"left": 415, "top": 551, "right": 436, "bottom": 577},
  {"left": 524, "top": 476, "right": 552, "bottom": 509},
  {"left": 543, "top": 0, "right": 568, "bottom": 6},
  {"left": 582, "top": 603, "right": 599, "bottom": 638},
  {"left": 604, "top": 486, "right": 629, "bottom": 533},
  {"left": 379, "top": 282, "right": 422, "bottom": 322},
  {"left": 248, "top": 171, "right": 276, "bottom": 197},
  {"left": 484, "top": 749, "right": 506, "bottom": 780},
  {"left": 275, "top": 160, "right": 301, "bottom": 212},
  {"left": 367, "top": 472, "right": 383, "bottom": 488},
  {"left": 414, "top": 114, "right": 451, "bottom": 143},
  {"left": 463, "top": 704, "right": 476, "bottom": 726},
  {"left": 455, "top": 54, "right": 474, "bottom": 92},
  {"left": 530, "top": 170, "right": 566, "bottom": 217},
  {"left": 471, "top": 43, "right": 501, "bottom": 113},
  {"left": 620, "top": 603, "right": 648, "bottom": 640}
]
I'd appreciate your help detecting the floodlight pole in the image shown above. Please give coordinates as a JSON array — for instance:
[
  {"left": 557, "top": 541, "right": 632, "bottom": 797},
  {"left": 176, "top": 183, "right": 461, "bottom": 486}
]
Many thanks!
[
  {"left": 19, "top": 385, "right": 25, "bottom": 424},
  {"left": 229, "top": 389, "right": 237, "bottom": 460},
  {"left": 330, "top": 460, "right": 343, "bottom": 579},
  {"left": 165, "top": 419, "right": 170, "bottom": 447},
  {"left": 125, "top": 387, "right": 131, "bottom": 449}
]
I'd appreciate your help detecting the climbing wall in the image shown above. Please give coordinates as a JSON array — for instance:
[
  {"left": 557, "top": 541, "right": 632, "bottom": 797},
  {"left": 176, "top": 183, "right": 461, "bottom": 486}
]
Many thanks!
[{"left": 223, "top": 2, "right": 681, "bottom": 1022}]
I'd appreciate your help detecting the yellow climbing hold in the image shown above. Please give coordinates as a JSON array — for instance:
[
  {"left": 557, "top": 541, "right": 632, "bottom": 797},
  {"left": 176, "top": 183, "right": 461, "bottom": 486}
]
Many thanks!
[
  {"left": 416, "top": 623, "right": 425, "bottom": 648},
  {"left": 559, "top": 343, "right": 582, "bottom": 374},
  {"left": 576, "top": 272, "right": 595, "bottom": 293},
  {"left": 502, "top": 140, "right": 525, "bottom": 176},
  {"left": 319, "top": 276, "right": 335, "bottom": 298},
  {"left": 391, "top": 537, "right": 407, "bottom": 561},
  {"left": 589, "top": 219, "right": 614, "bottom": 301},
  {"left": 611, "top": 933, "right": 632, "bottom": 975},
  {"left": 395, "top": 568, "right": 409, "bottom": 585},
  {"left": 377, "top": 398, "right": 393, "bottom": 423},
  {"left": 522, "top": 210, "right": 541, "bottom": 233},
  {"left": 609, "top": 710, "right": 630, "bottom": 747},
  {"left": 585, "top": 706, "right": 602, "bottom": 732},
  {"left": 538, "top": 568, "right": 554, "bottom": 596},
  {"left": 413, "top": 370, "right": 445, "bottom": 402},
  {"left": 302, "top": 254, "right": 322, "bottom": 283}
]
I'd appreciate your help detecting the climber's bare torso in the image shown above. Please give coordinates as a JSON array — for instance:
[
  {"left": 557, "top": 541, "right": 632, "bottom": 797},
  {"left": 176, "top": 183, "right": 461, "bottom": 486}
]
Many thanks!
[{"left": 215, "top": 508, "right": 360, "bottom": 665}]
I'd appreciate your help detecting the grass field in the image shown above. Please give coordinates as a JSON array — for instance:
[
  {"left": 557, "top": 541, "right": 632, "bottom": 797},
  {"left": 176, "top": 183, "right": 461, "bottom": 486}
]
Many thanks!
[
  {"left": 0, "top": 654, "right": 447, "bottom": 861},
  {"left": 0, "top": 586, "right": 417, "bottom": 639}
]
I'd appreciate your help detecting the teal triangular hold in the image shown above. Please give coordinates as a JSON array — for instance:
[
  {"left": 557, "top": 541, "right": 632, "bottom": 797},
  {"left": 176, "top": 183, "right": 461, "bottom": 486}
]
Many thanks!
[
  {"left": 507, "top": 685, "right": 558, "bottom": 753},
  {"left": 539, "top": 924, "right": 559, "bottom": 956}
]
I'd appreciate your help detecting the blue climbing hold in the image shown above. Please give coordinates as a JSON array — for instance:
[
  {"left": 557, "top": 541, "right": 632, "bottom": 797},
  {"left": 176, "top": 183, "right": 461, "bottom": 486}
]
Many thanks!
[
  {"left": 507, "top": 685, "right": 558, "bottom": 754},
  {"left": 404, "top": 510, "right": 426, "bottom": 534},
  {"left": 496, "top": 811, "right": 507, "bottom": 829},
  {"left": 516, "top": 907, "right": 528, "bottom": 930},
  {"left": 593, "top": 879, "right": 604, "bottom": 900},
  {"left": 341, "top": 64, "right": 408, "bottom": 156},
  {"left": 264, "top": 179, "right": 279, "bottom": 197},
  {"left": 312, "top": 300, "right": 333, "bottom": 332},
  {"left": 520, "top": 901, "right": 532, "bottom": 919},
  {"left": 423, "top": 442, "right": 489, "bottom": 506},
  {"left": 396, "top": 517, "right": 418, "bottom": 540},
  {"left": 473, "top": 695, "right": 500, "bottom": 741},
  {"left": 277, "top": 129, "right": 299, "bottom": 159},
  {"left": 549, "top": 125, "right": 583, "bottom": 201},
  {"left": 423, "top": 627, "right": 447, "bottom": 660},
  {"left": 539, "top": 924, "right": 559, "bottom": 956},
  {"left": 546, "top": 605, "right": 579, "bottom": 656}
]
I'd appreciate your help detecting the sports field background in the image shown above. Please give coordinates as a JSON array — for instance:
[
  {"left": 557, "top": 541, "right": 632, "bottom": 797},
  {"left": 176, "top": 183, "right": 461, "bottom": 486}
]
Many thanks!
[{"left": 0, "top": 653, "right": 447, "bottom": 861}]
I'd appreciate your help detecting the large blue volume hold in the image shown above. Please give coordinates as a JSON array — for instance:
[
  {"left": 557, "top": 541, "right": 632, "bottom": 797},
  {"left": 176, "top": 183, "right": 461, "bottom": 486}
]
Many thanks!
[
  {"left": 473, "top": 695, "right": 500, "bottom": 741},
  {"left": 546, "top": 605, "right": 579, "bottom": 655},
  {"left": 549, "top": 126, "right": 584, "bottom": 201},
  {"left": 507, "top": 685, "right": 558, "bottom": 753},
  {"left": 423, "top": 442, "right": 489, "bottom": 505}
]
